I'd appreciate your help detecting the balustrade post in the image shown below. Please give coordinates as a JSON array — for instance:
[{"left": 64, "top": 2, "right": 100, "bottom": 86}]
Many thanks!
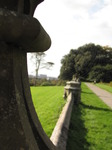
[
  {"left": 0, "top": 1, "right": 57, "bottom": 150},
  {"left": 64, "top": 81, "right": 81, "bottom": 105}
]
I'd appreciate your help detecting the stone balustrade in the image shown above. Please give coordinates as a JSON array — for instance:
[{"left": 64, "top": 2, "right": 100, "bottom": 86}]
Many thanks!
[
  {"left": 64, "top": 81, "right": 81, "bottom": 105},
  {"left": 0, "top": 1, "right": 56, "bottom": 150},
  {"left": 0, "top": 1, "right": 81, "bottom": 149}
]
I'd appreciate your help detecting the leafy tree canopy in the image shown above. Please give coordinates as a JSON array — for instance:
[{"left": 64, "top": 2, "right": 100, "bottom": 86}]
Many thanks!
[{"left": 59, "top": 43, "right": 112, "bottom": 82}]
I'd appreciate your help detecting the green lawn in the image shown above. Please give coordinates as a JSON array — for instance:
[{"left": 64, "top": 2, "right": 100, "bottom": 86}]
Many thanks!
[
  {"left": 96, "top": 83, "right": 112, "bottom": 93},
  {"left": 67, "top": 82, "right": 112, "bottom": 150},
  {"left": 30, "top": 86, "right": 65, "bottom": 137}
]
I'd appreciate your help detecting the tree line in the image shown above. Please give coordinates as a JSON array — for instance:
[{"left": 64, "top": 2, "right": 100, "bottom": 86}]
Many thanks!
[{"left": 59, "top": 43, "right": 112, "bottom": 82}]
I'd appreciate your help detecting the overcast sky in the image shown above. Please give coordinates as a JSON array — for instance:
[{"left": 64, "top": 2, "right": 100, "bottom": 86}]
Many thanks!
[{"left": 27, "top": 0, "right": 112, "bottom": 78}]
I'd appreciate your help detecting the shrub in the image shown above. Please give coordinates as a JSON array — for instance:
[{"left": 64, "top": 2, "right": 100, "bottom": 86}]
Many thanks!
[
  {"left": 41, "top": 81, "right": 54, "bottom": 86},
  {"left": 56, "top": 80, "right": 66, "bottom": 86}
]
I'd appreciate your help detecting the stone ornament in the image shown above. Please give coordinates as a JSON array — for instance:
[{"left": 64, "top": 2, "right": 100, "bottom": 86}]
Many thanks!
[
  {"left": 0, "top": 1, "right": 56, "bottom": 150},
  {"left": 0, "top": 0, "right": 51, "bottom": 52}
]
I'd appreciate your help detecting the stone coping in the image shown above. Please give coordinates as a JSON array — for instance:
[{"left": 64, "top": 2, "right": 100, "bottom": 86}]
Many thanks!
[
  {"left": 64, "top": 86, "right": 81, "bottom": 90},
  {"left": 50, "top": 93, "right": 74, "bottom": 150}
]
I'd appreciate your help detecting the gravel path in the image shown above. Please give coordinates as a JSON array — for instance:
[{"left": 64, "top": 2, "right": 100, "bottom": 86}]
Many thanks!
[{"left": 85, "top": 83, "right": 112, "bottom": 109}]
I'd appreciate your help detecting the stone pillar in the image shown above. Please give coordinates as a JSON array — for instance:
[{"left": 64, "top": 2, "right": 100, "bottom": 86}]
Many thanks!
[
  {"left": 64, "top": 81, "right": 81, "bottom": 105},
  {"left": 0, "top": 1, "right": 57, "bottom": 150}
]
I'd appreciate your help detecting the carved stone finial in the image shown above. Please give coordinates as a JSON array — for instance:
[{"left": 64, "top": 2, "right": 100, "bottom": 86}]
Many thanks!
[{"left": 72, "top": 73, "right": 80, "bottom": 82}]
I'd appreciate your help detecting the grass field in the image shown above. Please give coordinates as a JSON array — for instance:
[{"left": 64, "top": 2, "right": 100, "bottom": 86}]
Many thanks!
[
  {"left": 30, "top": 86, "right": 65, "bottom": 137},
  {"left": 67, "top": 83, "right": 112, "bottom": 150},
  {"left": 96, "top": 83, "right": 112, "bottom": 93}
]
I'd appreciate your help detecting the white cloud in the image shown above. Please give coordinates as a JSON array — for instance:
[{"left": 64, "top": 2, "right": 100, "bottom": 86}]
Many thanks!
[{"left": 63, "top": 0, "right": 97, "bottom": 9}]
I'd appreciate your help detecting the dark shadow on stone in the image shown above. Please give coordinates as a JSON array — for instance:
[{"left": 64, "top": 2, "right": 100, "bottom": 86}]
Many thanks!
[
  {"left": 66, "top": 104, "right": 90, "bottom": 150},
  {"left": 80, "top": 102, "right": 112, "bottom": 112}
]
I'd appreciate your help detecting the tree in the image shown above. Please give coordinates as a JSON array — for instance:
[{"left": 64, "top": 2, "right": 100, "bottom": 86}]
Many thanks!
[
  {"left": 59, "top": 43, "right": 112, "bottom": 82},
  {"left": 88, "top": 65, "right": 112, "bottom": 82},
  {"left": 31, "top": 52, "right": 54, "bottom": 79},
  {"left": 59, "top": 50, "right": 76, "bottom": 80}
]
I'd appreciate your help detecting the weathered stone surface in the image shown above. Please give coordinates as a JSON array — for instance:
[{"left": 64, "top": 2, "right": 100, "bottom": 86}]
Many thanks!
[
  {"left": 0, "top": 8, "right": 51, "bottom": 52},
  {"left": 0, "top": 1, "right": 56, "bottom": 150},
  {"left": 0, "top": 43, "right": 56, "bottom": 150},
  {"left": 0, "top": 0, "right": 43, "bottom": 16},
  {"left": 64, "top": 81, "right": 81, "bottom": 105},
  {"left": 51, "top": 93, "right": 74, "bottom": 150}
]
